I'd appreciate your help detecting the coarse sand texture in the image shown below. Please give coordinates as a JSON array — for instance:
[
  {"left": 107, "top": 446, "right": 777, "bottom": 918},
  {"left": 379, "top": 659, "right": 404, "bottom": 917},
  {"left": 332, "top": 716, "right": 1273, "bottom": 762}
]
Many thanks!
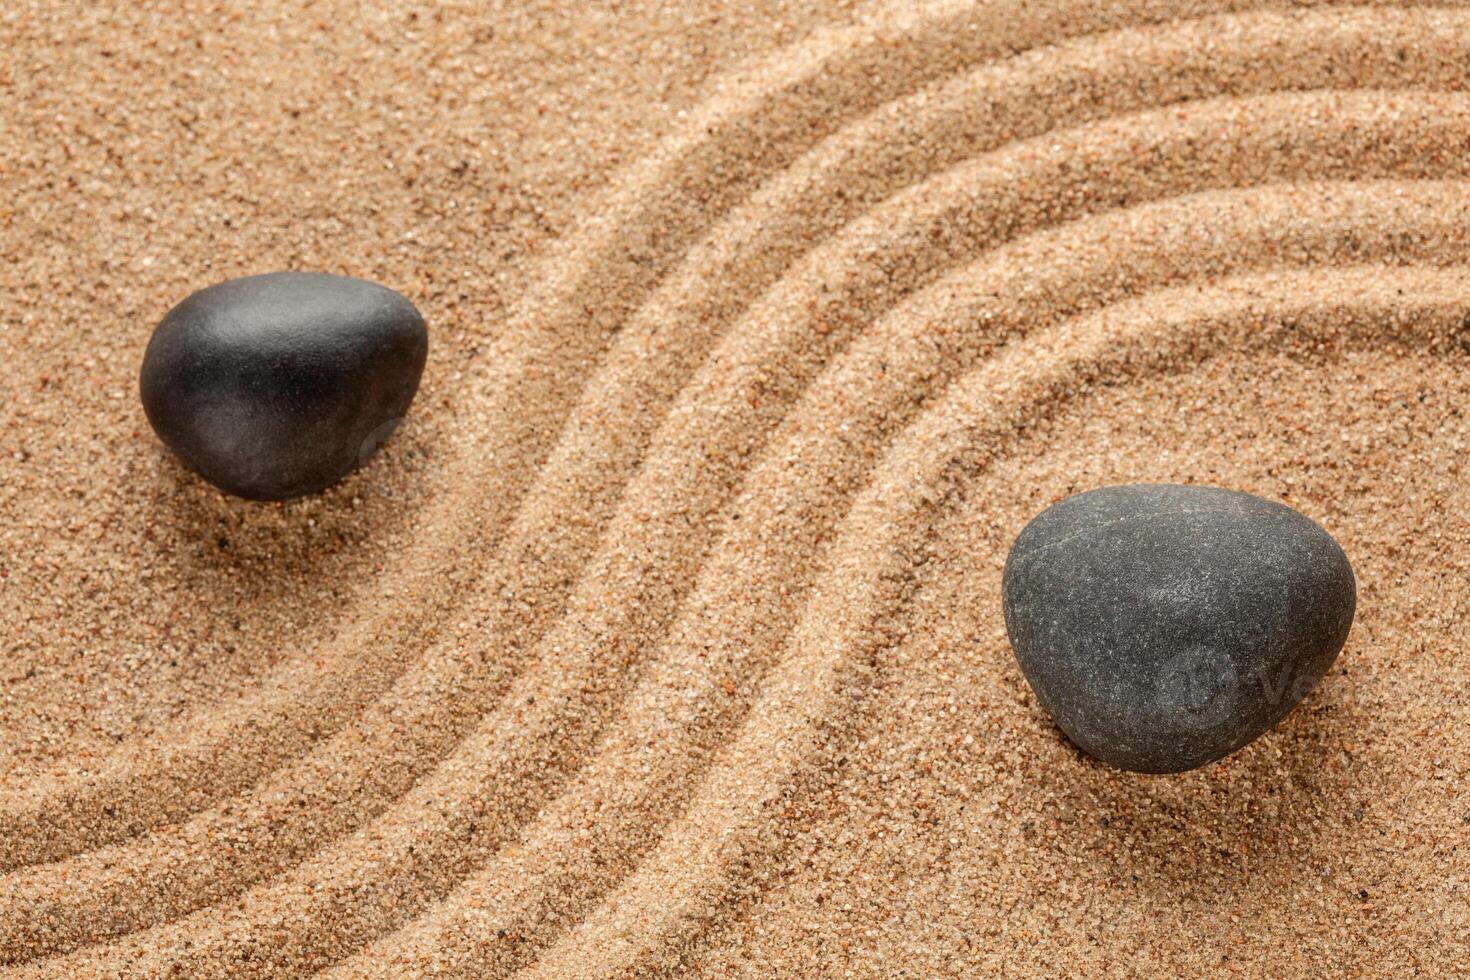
[{"left": 2, "top": 1, "right": 1468, "bottom": 977}]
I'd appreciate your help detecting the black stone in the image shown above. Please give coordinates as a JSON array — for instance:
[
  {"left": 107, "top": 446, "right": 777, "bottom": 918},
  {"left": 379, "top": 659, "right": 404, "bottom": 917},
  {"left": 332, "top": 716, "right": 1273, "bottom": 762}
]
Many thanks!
[
  {"left": 1001, "top": 484, "right": 1355, "bottom": 774},
  {"left": 139, "top": 272, "right": 427, "bottom": 500}
]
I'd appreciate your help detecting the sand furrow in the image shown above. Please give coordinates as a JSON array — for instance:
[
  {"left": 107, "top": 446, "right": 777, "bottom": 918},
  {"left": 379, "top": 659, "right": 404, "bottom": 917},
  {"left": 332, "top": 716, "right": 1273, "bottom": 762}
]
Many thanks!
[
  {"left": 1, "top": 0, "right": 1258, "bottom": 873},
  {"left": 8, "top": 72, "right": 1467, "bottom": 959},
  {"left": 321, "top": 190, "right": 1470, "bottom": 977},
  {"left": 530, "top": 263, "right": 1470, "bottom": 977},
  {"left": 7, "top": 1, "right": 1470, "bottom": 976},
  {"left": 23, "top": 180, "right": 1470, "bottom": 976},
  {"left": 16, "top": 20, "right": 1470, "bottom": 957}
]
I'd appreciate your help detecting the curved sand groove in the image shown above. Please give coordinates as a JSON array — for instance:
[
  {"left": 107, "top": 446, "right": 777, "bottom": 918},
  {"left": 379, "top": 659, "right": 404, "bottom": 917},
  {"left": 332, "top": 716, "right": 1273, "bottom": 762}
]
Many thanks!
[
  {"left": 9, "top": 72, "right": 1470, "bottom": 961},
  {"left": 9, "top": 1, "right": 1470, "bottom": 976},
  {"left": 317, "top": 191, "right": 1470, "bottom": 978},
  {"left": 528, "top": 264, "right": 1470, "bottom": 978},
  {"left": 0, "top": 0, "right": 1357, "bottom": 875},
  {"left": 12, "top": 14, "right": 1470, "bottom": 961},
  {"left": 1, "top": 0, "right": 945, "bottom": 870},
  {"left": 27, "top": 179, "right": 1470, "bottom": 977},
  {"left": 0, "top": 0, "right": 977, "bottom": 867}
]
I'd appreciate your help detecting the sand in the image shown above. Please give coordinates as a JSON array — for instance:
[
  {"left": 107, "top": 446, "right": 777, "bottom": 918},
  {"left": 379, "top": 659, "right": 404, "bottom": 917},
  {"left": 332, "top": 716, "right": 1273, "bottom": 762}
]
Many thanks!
[{"left": 2, "top": 0, "right": 1468, "bottom": 976}]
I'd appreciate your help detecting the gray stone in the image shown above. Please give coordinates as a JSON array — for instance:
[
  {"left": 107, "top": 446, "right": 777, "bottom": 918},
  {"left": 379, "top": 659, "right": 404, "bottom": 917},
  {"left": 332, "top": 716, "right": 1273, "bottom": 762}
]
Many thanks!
[
  {"left": 139, "top": 271, "right": 427, "bottom": 501},
  {"left": 1001, "top": 484, "right": 1355, "bottom": 773}
]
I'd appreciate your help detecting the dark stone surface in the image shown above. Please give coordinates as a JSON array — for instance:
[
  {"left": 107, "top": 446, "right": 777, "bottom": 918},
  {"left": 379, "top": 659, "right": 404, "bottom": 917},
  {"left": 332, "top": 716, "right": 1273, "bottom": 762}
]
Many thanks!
[
  {"left": 139, "top": 272, "right": 427, "bottom": 501},
  {"left": 1002, "top": 484, "right": 1355, "bottom": 774}
]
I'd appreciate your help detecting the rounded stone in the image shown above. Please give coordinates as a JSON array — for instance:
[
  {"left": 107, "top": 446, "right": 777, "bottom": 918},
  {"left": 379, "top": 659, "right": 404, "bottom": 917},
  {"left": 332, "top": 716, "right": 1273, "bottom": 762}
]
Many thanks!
[
  {"left": 1001, "top": 484, "right": 1356, "bottom": 774},
  {"left": 139, "top": 271, "right": 428, "bottom": 501}
]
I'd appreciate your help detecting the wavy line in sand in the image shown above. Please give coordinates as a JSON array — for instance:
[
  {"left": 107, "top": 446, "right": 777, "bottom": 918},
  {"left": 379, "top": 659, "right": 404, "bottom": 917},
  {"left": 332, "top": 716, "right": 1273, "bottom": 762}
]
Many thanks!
[
  {"left": 6, "top": 0, "right": 1379, "bottom": 874},
  {"left": 8, "top": 3, "right": 1470, "bottom": 975},
  {"left": 529, "top": 262, "right": 1470, "bottom": 978},
  {"left": 326, "top": 188, "right": 1470, "bottom": 978},
  {"left": 16, "top": 76, "right": 1470, "bottom": 956},
  {"left": 24, "top": 182, "right": 1470, "bottom": 975},
  {"left": 17, "top": 1, "right": 1464, "bottom": 940},
  {"left": 8, "top": 74, "right": 1470, "bottom": 953}
]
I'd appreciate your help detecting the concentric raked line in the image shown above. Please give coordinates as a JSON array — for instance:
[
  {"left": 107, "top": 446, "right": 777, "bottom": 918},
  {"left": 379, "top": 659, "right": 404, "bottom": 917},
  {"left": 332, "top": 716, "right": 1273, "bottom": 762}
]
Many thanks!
[
  {"left": 12, "top": 13, "right": 1465, "bottom": 963},
  {"left": 35, "top": 180, "right": 1470, "bottom": 977},
  {"left": 528, "top": 263, "right": 1470, "bottom": 977},
  {"left": 317, "top": 188, "right": 1470, "bottom": 978},
  {"left": 0, "top": 0, "right": 1366, "bottom": 876},
  {"left": 9, "top": 76, "right": 1468, "bottom": 967}
]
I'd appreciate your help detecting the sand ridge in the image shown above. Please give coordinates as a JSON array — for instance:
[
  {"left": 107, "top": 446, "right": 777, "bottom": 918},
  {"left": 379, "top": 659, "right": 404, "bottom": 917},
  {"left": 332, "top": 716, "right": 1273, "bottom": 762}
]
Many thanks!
[{"left": 2, "top": 0, "right": 1469, "bottom": 976}]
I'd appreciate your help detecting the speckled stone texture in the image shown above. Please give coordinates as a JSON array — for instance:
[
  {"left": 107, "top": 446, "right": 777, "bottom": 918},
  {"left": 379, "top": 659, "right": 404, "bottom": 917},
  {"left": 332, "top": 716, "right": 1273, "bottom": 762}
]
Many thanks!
[
  {"left": 1002, "top": 484, "right": 1356, "bottom": 774},
  {"left": 139, "top": 271, "right": 427, "bottom": 500}
]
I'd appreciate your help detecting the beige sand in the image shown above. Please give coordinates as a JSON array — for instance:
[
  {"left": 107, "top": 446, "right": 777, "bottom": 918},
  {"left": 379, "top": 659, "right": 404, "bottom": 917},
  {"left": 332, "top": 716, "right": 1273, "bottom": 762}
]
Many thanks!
[{"left": 2, "top": 1, "right": 1469, "bottom": 976}]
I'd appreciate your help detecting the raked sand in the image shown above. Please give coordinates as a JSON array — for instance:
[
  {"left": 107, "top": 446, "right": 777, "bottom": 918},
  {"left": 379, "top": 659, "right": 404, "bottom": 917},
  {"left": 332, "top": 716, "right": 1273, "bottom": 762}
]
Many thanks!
[{"left": 1, "top": 1, "right": 1468, "bottom": 975}]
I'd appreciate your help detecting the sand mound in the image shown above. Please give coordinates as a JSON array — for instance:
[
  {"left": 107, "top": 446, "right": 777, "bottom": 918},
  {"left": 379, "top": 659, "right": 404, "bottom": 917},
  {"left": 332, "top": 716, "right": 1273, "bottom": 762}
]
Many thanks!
[{"left": 2, "top": 1, "right": 1468, "bottom": 976}]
